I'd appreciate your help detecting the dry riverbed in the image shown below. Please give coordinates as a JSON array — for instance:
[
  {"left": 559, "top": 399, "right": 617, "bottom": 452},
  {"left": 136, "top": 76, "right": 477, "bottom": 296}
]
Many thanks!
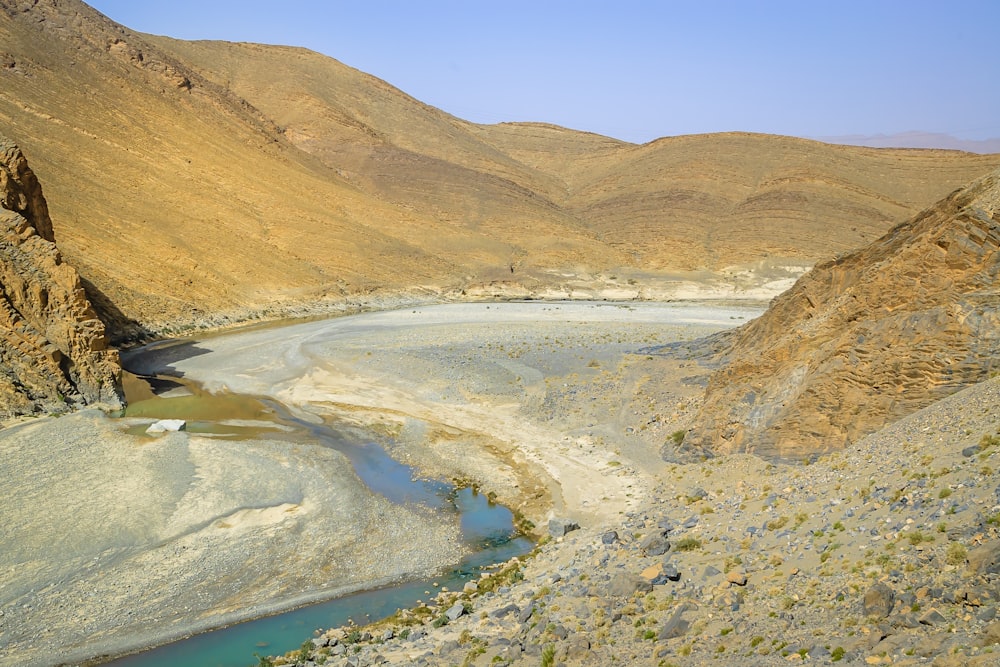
[{"left": 0, "top": 301, "right": 760, "bottom": 667}]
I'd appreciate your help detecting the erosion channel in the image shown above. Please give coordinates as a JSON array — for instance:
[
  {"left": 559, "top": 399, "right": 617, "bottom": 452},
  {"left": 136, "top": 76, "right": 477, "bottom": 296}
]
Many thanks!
[{"left": 0, "top": 301, "right": 762, "bottom": 667}]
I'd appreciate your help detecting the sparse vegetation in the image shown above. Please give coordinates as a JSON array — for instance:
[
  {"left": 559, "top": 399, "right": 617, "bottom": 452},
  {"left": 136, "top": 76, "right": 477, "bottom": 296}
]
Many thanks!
[
  {"left": 946, "top": 542, "right": 968, "bottom": 566},
  {"left": 674, "top": 537, "right": 702, "bottom": 552}
]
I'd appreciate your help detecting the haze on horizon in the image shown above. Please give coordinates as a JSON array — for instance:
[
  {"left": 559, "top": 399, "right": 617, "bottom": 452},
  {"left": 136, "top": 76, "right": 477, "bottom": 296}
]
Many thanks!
[{"left": 86, "top": 0, "right": 1000, "bottom": 150}]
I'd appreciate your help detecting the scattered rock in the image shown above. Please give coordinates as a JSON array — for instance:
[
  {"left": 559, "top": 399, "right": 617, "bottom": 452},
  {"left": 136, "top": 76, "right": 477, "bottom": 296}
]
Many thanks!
[
  {"left": 548, "top": 517, "right": 580, "bottom": 538},
  {"left": 608, "top": 572, "right": 653, "bottom": 597},
  {"left": 444, "top": 602, "right": 466, "bottom": 622},
  {"left": 658, "top": 604, "right": 692, "bottom": 640},
  {"left": 967, "top": 540, "right": 1000, "bottom": 575},
  {"left": 725, "top": 567, "right": 748, "bottom": 586},
  {"left": 864, "top": 583, "right": 896, "bottom": 619},
  {"left": 918, "top": 608, "right": 947, "bottom": 626},
  {"left": 639, "top": 532, "right": 670, "bottom": 556}
]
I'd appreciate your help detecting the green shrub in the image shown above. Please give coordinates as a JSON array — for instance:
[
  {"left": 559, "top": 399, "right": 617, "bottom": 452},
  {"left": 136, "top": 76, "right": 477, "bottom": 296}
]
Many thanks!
[
  {"left": 946, "top": 542, "right": 968, "bottom": 566},
  {"left": 674, "top": 536, "right": 702, "bottom": 551}
]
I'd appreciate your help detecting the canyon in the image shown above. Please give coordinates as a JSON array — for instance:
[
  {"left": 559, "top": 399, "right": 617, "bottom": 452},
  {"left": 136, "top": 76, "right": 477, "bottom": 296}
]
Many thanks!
[{"left": 1, "top": 1, "right": 1000, "bottom": 666}]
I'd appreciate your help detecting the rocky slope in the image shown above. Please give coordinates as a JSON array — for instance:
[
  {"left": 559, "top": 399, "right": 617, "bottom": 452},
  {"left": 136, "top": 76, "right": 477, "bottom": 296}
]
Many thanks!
[
  {"left": 268, "top": 371, "right": 1000, "bottom": 667},
  {"left": 0, "top": 135, "right": 120, "bottom": 418},
  {"left": 686, "top": 168, "right": 1000, "bottom": 460},
  {"left": 1, "top": 0, "right": 998, "bottom": 334}
]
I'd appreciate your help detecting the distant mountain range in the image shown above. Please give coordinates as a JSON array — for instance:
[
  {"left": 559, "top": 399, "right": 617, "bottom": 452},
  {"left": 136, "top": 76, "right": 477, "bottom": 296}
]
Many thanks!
[{"left": 816, "top": 131, "right": 1000, "bottom": 154}]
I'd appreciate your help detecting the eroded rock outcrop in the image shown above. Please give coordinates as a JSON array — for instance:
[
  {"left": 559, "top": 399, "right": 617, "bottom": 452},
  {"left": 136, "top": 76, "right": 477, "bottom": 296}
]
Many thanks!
[
  {"left": 688, "top": 168, "right": 1000, "bottom": 459},
  {"left": 0, "top": 135, "right": 121, "bottom": 418}
]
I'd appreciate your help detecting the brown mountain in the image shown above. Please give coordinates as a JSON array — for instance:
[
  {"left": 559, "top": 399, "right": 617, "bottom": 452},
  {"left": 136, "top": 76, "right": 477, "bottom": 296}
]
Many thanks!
[
  {"left": 0, "top": 134, "right": 121, "bottom": 418},
  {"left": 687, "top": 167, "right": 1000, "bottom": 460},
  {"left": 1, "top": 0, "right": 998, "bottom": 340}
]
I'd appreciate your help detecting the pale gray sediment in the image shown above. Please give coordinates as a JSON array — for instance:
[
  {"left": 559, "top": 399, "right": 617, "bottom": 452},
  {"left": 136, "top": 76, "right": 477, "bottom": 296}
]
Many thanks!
[
  {"left": 0, "top": 410, "right": 463, "bottom": 667},
  {"left": 0, "top": 301, "right": 761, "bottom": 667}
]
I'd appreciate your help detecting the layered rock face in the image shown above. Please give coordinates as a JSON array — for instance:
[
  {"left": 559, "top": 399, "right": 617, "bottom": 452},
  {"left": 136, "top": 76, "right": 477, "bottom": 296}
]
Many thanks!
[
  {"left": 0, "top": 135, "right": 121, "bottom": 418},
  {"left": 688, "top": 168, "right": 1000, "bottom": 459}
]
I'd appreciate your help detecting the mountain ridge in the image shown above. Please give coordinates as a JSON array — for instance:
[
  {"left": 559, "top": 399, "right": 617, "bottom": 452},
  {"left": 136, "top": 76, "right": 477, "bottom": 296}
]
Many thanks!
[{"left": 685, "top": 167, "right": 1000, "bottom": 459}]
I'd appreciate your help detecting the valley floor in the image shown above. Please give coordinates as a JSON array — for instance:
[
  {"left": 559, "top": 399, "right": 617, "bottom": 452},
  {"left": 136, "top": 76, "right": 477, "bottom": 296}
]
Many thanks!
[{"left": 0, "top": 300, "right": 756, "bottom": 667}]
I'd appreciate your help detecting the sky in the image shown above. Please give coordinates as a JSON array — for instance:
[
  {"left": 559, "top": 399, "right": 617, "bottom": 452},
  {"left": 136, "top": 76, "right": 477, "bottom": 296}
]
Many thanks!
[{"left": 86, "top": 0, "right": 1000, "bottom": 146}]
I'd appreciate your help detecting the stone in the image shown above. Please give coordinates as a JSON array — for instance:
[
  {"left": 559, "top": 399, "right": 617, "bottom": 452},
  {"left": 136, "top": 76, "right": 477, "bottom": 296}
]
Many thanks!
[
  {"left": 608, "top": 572, "right": 653, "bottom": 597},
  {"left": 444, "top": 602, "right": 466, "bottom": 622},
  {"left": 977, "top": 620, "right": 1000, "bottom": 647},
  {"left": 639, "top": 533, "right": 670, "bottom": 556},
  {"left": 146, "top": 419, "right": 187, "bottom": 434},
  {"left": 640, "top": 562, "right": 664, "bottom": 582},
  {"left": 658, "top": 605, "right": 691, "bottom": 640},
  {"left": 918, "top": 608, "right": 947, "bottom": 625},
  {"left": 489, "top": 603, "right": 519, "bottom": 619},
  {"left": 863, "top": 582, "right": 896, "bottom": 618},
  {"left": 549, "top": 517, "right": 580, "bottom": 538},
  {"left": 726, "top": 567, "right": 748, "bottom": 586},
  {"left": 566, "top": 635, "right": 591, "bottom": 659},
  {"left": 601, "top": 530, "right": 620, "bottom": 545},
  {"left": 517, "top": 603, "right": 535, "bottom": 624},
  {"left": 967, "top": 540, "right": 1000, "bottom": 575}
]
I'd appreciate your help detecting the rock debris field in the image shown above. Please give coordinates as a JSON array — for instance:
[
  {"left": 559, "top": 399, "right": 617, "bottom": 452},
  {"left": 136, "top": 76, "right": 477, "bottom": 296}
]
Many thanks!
[{"left": 270, "top": 374, "right": 1000, "bottom": 667}]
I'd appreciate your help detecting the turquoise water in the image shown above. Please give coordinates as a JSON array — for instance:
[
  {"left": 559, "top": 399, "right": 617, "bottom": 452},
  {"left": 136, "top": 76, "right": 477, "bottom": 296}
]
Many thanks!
[
  {"left": 103, "top": 368, "right": 531, "bottom": 667},
  {"left": 101, "top": 487, "right": 531, "bottom": 667}
]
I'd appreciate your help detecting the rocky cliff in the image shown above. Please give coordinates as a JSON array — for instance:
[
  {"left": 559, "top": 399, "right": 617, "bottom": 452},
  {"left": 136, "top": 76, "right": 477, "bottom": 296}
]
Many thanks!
[
  {"left": 687, "top": 168, "right": 1000, "bottom": 459},
  {"left": 0, "top": 135, "right": 121, "bottom": 418}
]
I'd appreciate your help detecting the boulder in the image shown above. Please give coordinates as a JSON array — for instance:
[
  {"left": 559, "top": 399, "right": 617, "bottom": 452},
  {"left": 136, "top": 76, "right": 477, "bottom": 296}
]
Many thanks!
[
  {"left": 639, "top": 532, "right": 670, "bottom": 556},
  {"left": 549, "top": 517, "right": 580, "bottom": 538},
  {"left": 658, "top": 604, "right": 693, "bottom": 640},
  {"left": 968, "top": 540, "right": 1000, "bottom": 575},
  {"left": 146, "top": 419, "right": 187, "bottom": 434},
  {"left": 726, "top": 567, "right": 748, "bottom": 586},
  {"left": 445, "top": 602, "right": 466, "bottom": 622},
  {"left": 863, "top": 582, "right": 896, "bottom": 618},
  {"left": 608, "top": 572, "right": 653, "bottom": 597}
]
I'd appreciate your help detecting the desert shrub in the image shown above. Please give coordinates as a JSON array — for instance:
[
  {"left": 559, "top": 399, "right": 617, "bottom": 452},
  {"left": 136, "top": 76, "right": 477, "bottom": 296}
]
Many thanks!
[
  {"left": 946, "top": 542, "right": 968, "bottom": 566},
  {"left": 674, "top": 536, "right": 702, "bottom": 551}
]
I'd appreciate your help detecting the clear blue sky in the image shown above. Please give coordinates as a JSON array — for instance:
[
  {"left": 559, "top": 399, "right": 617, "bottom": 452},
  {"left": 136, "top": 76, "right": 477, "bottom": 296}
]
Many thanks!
[{"left": 87, "top": 0, "right": 1000, "bottom": 145}]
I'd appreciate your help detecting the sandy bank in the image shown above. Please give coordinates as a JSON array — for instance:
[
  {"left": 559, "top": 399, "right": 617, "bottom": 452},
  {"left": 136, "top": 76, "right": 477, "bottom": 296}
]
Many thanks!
[
  {"left": 0, "top": 410, "right": 463, "bottom": 667},
  {"left": 131, "top": 301, "right": 762, "bottom": 529}
]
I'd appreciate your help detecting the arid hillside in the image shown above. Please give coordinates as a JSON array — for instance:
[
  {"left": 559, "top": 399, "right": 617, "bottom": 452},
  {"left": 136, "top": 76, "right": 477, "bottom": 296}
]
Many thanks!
[
  {"left": 686, "top": 167, "right": 1000, "bottom": 459},
  {"left": 0, "top": 0, "right": 998, "bottom": 340}
]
